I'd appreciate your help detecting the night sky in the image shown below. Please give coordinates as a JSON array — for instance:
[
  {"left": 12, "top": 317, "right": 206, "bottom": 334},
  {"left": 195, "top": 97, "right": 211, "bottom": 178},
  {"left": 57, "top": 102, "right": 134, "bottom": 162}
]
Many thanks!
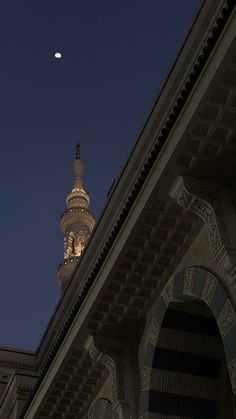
[{"left": 0, "top": 0, "right": 200, "bottom": 350}]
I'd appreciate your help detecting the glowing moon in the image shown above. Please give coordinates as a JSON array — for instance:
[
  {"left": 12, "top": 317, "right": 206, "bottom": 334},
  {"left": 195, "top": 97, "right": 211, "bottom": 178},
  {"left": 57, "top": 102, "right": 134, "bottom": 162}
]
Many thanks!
[{"left": 54, "top": 52, "right": 62, "bottom": 59}]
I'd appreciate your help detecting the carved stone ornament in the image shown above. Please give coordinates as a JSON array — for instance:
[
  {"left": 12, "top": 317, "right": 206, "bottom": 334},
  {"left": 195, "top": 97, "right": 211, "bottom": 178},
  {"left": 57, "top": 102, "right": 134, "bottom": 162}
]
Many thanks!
[
  {"left": 88, "top": 340, "right": 101, "bottom": 363},
  {"left": 201, "top": 272, "right": 217, "bottom": 305},
  {"left": 141, "top": 367, "right": 152, "bottom": 390},
  {"left": 100, "top": 345, "right": 126, "bottom": 401},
  {"left": 162, "top": 277, "right": 174, "bottom": 307},
  {"left": 229, "top": 357, "right": 236, "bottom": 394},
  {"left": 175, "top": 183, "right": 193, "bottom": 208},
  {"left": 146, "top": 318, "right": 160, "bottom": 346},
  {"left": 191, "top": 197, "right": 222, "bottom": 256},
  {"left": 84, "top": 336, "right": 117, "bottom": 401},
  {"left": 217, "top": 299, "right": 235, "bottom": 338},
  {"left": 84, "top": 336, "right": 128, "bottom": 404},
  {"left": 170, "top": 176, "right": 236, "bottom": 282},
  {"left": 183, "top": 267, "right": 196, "bottom": 295}
]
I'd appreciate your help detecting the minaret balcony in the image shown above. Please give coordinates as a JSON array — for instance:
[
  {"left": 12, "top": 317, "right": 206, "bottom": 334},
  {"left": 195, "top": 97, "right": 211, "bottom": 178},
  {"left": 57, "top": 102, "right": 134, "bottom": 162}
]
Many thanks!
[
  {"left": 66, "top": 187, "right": 90, "bottom": 205},
  {"left": 57, "top": 256, "right": 80, "bottom": 272},
  {"left": 60, "top": 206, "right": 96, "bottom": 232}
]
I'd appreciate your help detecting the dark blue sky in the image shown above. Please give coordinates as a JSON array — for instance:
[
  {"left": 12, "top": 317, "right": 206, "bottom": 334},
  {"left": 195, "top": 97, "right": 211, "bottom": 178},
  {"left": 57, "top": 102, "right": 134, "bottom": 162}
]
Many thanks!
[{"left": 0, "top": 0, "right": 199, "bottom": 349}]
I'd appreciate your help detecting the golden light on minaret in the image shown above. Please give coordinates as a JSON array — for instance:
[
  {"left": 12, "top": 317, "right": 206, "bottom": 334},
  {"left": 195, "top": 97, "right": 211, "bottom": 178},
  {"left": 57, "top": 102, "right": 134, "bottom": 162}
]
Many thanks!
[{"left": 57, "top": 144, "right": 96, "bottom": 286}]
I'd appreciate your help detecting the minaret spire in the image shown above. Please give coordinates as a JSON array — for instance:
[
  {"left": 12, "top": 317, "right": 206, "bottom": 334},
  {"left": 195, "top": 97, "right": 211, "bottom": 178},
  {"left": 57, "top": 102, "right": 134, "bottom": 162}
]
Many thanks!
[
  {"left": 76, "top": 142, "right": 80, "bottom": 160},
  {"left": 57, "top": 144, "right": 96, "bottom": 287}
]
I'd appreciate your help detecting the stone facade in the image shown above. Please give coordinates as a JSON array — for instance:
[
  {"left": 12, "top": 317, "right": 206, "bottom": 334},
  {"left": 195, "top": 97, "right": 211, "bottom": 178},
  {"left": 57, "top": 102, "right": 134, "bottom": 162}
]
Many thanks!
[{"left": 1, "top": 0, "right": 236, "bottom": 418}]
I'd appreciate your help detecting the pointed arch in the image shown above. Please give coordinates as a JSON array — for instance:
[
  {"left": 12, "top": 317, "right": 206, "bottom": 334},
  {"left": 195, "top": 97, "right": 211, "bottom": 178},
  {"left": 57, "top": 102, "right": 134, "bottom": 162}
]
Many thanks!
[{"left": 139, "top": 267, "right": 236, "bottom": 418}]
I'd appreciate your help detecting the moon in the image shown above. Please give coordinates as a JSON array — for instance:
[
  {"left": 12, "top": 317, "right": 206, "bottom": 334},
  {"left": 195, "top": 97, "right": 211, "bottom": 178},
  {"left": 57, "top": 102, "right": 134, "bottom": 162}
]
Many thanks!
[{"left": 54, "top": 52, "right": 62, "bottom": 59}]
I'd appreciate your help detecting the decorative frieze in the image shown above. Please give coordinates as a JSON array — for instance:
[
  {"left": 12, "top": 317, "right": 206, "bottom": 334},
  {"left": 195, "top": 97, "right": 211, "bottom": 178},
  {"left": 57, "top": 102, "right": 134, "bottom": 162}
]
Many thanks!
[
  {"left": 217, "top": 299, "right": 235, "bottom": 338},
  {"left": 229, "top": 357, "right": 236, "bottom": 394},
  {"left": 201, "top": 272, "right": 217, "bottom": 305},
  {"left": 191, "top": 197, "right": 222, "bottom": 257},
  {"left": 140, "top": 367, "right": 152, "bottom": 390},
  {"left": 162, "top": 277, "right": 174, "bottom": 307},
  {"left": 170, "top": 176, "right": 236, "bottom": 283},
  {"left": 146, "top": 318, "right": 160, "bottom": 346},
  {"left": 183, "top": 267, "right": 196, "bottom": 295}
]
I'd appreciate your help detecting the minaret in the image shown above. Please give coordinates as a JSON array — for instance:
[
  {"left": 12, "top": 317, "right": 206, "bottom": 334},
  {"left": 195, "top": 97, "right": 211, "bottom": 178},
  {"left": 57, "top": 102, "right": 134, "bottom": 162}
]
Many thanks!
[{"left": 57, "top": 144, "right": 96, "bottom": 286}]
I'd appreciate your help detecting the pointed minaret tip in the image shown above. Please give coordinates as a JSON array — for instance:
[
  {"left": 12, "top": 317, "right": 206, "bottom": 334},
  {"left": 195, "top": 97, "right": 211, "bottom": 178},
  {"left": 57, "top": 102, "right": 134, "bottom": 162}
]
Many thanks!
[{"left": 76, "top": 143, "right": 81, "bottom": 160}]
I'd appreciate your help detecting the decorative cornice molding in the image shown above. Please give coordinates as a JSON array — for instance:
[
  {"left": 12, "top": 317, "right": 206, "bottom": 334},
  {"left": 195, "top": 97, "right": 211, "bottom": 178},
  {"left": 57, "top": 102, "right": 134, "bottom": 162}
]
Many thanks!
[{"left": 0, "top": 349, "right": 36, "bottom": 370}]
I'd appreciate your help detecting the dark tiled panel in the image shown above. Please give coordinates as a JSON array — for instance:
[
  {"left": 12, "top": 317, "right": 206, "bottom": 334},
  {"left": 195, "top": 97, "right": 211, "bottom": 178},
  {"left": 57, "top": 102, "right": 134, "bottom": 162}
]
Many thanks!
[
  {"left": 153, "top": 347, "right": 220, "bottom": 378},
  {"left": 149, "top": 391, "right": 216, "bottom": 418},
  {"left": 162, "top": 309, "right": 220, "bottom": 337}
]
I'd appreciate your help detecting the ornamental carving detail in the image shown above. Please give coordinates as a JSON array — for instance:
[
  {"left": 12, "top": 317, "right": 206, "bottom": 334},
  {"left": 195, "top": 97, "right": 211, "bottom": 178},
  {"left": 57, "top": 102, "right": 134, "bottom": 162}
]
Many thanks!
[
  {"left": 100, "top": 346, "right": 125, "bottom": 401},
  {"left": 183, "top": 267, "right": 196, "bottom": 295},
  {"left": 100, "top": 353, "right": 116, "bottom": 375},
  {"left": 146, "top": 318, "right": 160, "bottom": 346},
  {"left": 141, "top": 367, "right": 152, "bottom": 390},
  {"left": 206, "top": 193, "right": 231, "bottom": 246},
  {"left": 191, "top": 198, "right": 221, "bottom": 257},
  {"left": 162, "top": 277, "right": 174, "bottom": 307},
  {"left": 229, "top": 357, "right": 236, "bottom": 394},
  {"left": 201, "top": 272, "right": 217, "bottom": 305},
  {"left": 175, "top": 183, "right": 193, "bottom": 208},
  {"left": 170, "top": 177, "right": 232, "bottom": 263},
  {"left": 84, "top": 336, "right": 118, "bottom": 401},
  {"left": 217, "top": 299, "right": 235, "bottom": 338},
  {"left": 88, "top": 341, "right": 101, "bottom": 363}
]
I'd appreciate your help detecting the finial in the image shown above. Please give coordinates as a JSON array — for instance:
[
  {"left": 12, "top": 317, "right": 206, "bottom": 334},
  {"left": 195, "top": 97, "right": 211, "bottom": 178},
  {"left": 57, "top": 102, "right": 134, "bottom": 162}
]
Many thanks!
[{"left": 76, "top": 143, "right": 81, "bottom": 160}]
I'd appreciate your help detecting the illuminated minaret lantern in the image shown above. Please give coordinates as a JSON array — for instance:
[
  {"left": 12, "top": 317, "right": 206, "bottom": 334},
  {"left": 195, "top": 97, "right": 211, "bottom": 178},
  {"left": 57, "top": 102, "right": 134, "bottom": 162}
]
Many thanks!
[{"left": 57, "top": 144, "right": 96, "bottom": 286}]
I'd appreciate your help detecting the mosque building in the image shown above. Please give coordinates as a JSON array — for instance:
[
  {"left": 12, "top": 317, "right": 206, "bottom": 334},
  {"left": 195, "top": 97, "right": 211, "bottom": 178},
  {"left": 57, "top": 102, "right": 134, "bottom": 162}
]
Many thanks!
[{"left": 0, "top": 0, "right": 236, "bottom": 418}]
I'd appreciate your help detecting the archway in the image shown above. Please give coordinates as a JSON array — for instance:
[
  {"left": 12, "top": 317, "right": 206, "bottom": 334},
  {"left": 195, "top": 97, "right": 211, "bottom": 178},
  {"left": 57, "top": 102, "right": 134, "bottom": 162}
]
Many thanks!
[{"left": 139, "top": 267, "right": 236, "bottom": 418}]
